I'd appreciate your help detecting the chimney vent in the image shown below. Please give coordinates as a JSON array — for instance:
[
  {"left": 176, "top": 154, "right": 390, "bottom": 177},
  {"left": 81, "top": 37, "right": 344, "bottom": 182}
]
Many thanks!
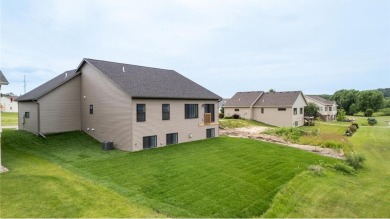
[{"left": 123, "top": 66, "right": 125, "bottom": 72}]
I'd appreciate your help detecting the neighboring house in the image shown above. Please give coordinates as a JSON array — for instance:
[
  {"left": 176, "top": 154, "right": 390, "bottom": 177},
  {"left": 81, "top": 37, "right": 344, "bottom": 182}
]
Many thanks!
[
  {"left": 15, "top": 58, "right": 221, "bottom": 151},
  {"left": 224, "top": 91, "right": 307, "bottom": 127},
  {"left": 305, "top": 95, "right": 338, "bottom": 121},
  {"left": 219, "top": 98, "right": 229, "bottom": 112},
  {"left": 0, "top": 70, "right": 9, "bottom": 173},
  {"left": 1, "top": 93, "right": 19, "bottom": 112}
]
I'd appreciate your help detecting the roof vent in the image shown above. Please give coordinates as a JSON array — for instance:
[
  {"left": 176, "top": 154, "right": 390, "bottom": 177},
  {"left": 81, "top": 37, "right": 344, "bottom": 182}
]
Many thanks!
[
  {"left": 65, "top": 72, "right": 68, "bottom": 78},
  {"left": 123, "top": 66, "right": 125, "bottom": 72}
]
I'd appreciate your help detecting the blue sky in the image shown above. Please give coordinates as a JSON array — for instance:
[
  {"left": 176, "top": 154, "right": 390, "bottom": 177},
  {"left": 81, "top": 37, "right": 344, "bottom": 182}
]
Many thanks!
[{"left": 1, "top": 0, "right": 389, "bottom": 98}]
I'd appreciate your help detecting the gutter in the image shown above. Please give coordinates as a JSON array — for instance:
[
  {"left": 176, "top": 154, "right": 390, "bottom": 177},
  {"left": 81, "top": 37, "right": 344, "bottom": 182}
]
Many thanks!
[{"left": 32, "top": 100, "right": 41, "bottom": 136}]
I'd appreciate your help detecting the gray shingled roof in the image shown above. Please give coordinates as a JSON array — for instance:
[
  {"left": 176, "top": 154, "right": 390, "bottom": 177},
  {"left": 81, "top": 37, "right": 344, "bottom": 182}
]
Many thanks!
[
  {"left": 306, "top": 95, "right": 336, "bottom": 105},
  {"left": 82, "top": 58, "right": 221, "bottom": 100},
  {"left": 15, "top": 70, "right": 78, "bottom": 101},
  {"left": 253, "top": 91, "right": 304, "bottom": 107},
  {"left": 0, "top": 70, "right": 9, "bottom": 85},
  {"left": 224, "top": 91, "right": 263, "bottom": 107}
]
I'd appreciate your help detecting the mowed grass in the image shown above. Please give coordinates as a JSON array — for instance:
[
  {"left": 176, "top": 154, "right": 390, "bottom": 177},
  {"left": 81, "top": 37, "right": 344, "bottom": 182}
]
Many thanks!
[
  {"left": 1, "top": 112, "right": 18, "bottom": 126},
  {"left": 263, "top": 124, "right": 390, "bottom": 217},
  {"left": 1, "top": 130, "right": 335, "bottom": 218},
  {"left": 220, "top": 118, "right": 274, "bottom": 128},
  {"left": 0, "top": 133, "right": 164, "bottom": 217}
]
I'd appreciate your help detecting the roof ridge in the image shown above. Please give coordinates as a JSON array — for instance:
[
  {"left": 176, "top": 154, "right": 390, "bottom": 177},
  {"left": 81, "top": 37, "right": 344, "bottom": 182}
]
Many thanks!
[{"left": 84, "top": 58, "right": 175, "bottom": 72}]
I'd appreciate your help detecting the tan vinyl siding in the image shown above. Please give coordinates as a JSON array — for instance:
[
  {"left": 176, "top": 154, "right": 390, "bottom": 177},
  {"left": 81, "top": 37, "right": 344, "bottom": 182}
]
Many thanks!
[
  {"left": 80, "top": 63, "right": 133, "bottom": 151},
  {"left": 253, "top": 107, "right": 293, "bottom": 127},
  {"left": 132, "top": 99, "right": 219, "bottom": 151},
  {"left": 39, "top": 76, "right": 81, "bottom": 134},
  {"left": 291, "top": 93, "right": 306, "bottom": 126},
  {"left": 18, "top": 102, "right": 39, "bottom": 134},
  {"left": 224, "top": 107, "right": 252, "bottom": 119}
]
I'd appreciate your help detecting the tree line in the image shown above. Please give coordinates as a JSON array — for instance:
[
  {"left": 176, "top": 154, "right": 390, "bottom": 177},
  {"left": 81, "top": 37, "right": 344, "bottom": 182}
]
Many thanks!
[{"left": 331, "top": 89, "right": 389, "bottom": 115}]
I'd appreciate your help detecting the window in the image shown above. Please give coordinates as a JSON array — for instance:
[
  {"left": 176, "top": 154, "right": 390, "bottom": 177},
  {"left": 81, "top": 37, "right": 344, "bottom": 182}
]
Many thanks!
[
  {"left": 329, "top": 107, "right": 332, "bottom": 111},
  {"left": 185, "top": 104, "right": 198, "bottom": 119},
  {"left": 294, "top": 121, "right": 298, "bottom": 126},
  {"left": 300, "top": 108, "right": 303, "bottom": 114},
  {"left": 278, "top": 108, "right": 286, "bottom": 111},
  {"left": 261, "top": 108, "right": 264, "bottom": 114},
  {"left": 204, "top": 104, "right": 215, "bottom": 122},
  {"left": 235, "top": 109, "right": 240, "bottom": 112},
  {"left": 143, "top": 135, "right": 157, "bottom": 149},
  {"left": 166, "top": 133, "right": 178, "bottom": 145},
  {"left": 162, "top": 104, "right": 170, "bottom": 120},
  {"left": 325, "top": 107, "right": 328, "bottom": 111},
  {"left": 137, "top": 104, "right": 146, "bottom": 122},
  {"left": 206, "top": 128, "right": 215, "bottom": 138},
  {"left": 24, "top": 112, "right": 30, "bottom": 118},
  {"left": 293, "top": 108, "right": 297, "bottom": 115},
  {"left": 89, "top": 105, "right": 93, "bottom": 114},
  {"left": 319, "top": 107, "right": 323, "bottom": 111}
]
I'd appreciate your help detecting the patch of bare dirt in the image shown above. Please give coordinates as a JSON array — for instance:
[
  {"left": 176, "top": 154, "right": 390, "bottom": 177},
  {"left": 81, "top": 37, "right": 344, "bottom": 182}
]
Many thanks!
[{"left": 220, "top": 126, "right": 345, "bottom": 160}]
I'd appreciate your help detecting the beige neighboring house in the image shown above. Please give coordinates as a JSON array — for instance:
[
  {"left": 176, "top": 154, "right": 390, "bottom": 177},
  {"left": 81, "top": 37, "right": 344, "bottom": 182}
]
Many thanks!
[
  {"left": 1, "top": 93, "right": 19, "bottom": 112},
  {"left": 0, "top": 70, "right": 9, "bottom": 173},
  {"left": 224, "top": 91, "right": 307, "bottom": 127},
  {"left": 15, "top": 58, "right": 221, "bottom": 151},
  {"left": 305, "top": 95, "right": 338, "bottom": 121}
]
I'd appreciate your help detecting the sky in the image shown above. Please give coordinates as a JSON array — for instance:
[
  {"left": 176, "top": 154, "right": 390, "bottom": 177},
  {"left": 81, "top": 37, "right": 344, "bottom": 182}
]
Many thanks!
[{"left": 1, "top": 0, "right": 389, "bottom": 98}]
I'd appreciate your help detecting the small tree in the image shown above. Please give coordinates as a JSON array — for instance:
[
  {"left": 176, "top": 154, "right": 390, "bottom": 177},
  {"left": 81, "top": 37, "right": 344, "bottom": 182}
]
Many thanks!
[
  {"left": 349, "top": 103, "right": 359, "bottom": 115},
  {"left": 269, "top": 89, "right": 276, "bottom": 93},
  {"left": 304, "top": 102, "right": 319, "bottom": 118},
  {"left": 364, "top": 109, "right": 374, "bottom": 117},
  {"left": 336, "top": 109, "right": 346, "bottom": 121}
]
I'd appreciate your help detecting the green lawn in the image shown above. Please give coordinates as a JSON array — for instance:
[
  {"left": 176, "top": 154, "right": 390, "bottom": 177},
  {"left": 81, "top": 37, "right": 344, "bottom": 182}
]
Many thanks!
[
  {"left": 263, "top": 124, "right": 390, "bottom": 217},
  {"left": 1, "top": 112, "right": 18, "bottom": 126},
  {"left": 220, "top": 118, "right": 274, "bottom": 128},
  {"left": 1, "top": 130, "right": 334, "bottom": 218},
  {"left": 0, "top": 134, "right": 163, "bottom": 218}
]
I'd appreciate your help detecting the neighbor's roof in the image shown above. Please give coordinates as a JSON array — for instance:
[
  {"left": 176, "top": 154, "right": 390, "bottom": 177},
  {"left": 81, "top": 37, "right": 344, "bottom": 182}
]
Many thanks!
[
  {"left": 15, "top": 70, "right": 78, "bottom": 101},
  {"left": 306, "top": 95, "right": 336, "bottom": 105},
  {"left": 0, "top": 70, "right": 9, "bottom": 85},
  {"left": 253, "top": 91, "right": 305, "bottom": 107},
  {"left": 79, "top": 58, "right": 221, "bottom": 100},
  {"left": 224, "top": 91, "right": 263, "bottom": 107}
]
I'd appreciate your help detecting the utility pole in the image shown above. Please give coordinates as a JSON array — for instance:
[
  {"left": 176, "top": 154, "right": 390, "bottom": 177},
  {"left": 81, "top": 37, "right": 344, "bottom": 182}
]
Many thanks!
[{"left": 24, "top": 75, "right": 26, "bottom": 94}]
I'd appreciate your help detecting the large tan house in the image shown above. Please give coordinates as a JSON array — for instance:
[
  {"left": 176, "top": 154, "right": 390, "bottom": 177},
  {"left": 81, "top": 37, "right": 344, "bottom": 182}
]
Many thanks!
[
  {"left": 305, "top": 95, "right": 338, "bottom": 121},
  {"left": 224, "top": 91, "right": 307, "bottom": 127},
  {"left": 16, "top": 58, "right": 221, "bottom": 151}
]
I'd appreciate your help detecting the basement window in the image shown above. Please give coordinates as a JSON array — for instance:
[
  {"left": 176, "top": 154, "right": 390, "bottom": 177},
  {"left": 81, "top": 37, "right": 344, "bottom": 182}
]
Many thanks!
[
  {"left": 24, "top": 112, "right": 30, "bottom": 118},
  {"left": 206, "top": 128, "right": 215, "bottom": 138},
  {"left": 89, "top": 105, "right": 93, "bottom": 114},
  {"left": 235, "top": 109, "right": 239, "bottom": 111},
  {"left": 143, "top": 135, "right": 157, "bottom": 149},
  {"left": 278, "top": 108, "right": 286, "bottom": 111},
  {"left": 166, "top": 133, "right": 178, "bottom": 145}
]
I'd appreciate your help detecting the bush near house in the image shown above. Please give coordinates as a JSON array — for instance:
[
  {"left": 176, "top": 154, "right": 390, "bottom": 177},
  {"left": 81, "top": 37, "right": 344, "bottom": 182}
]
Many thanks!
[{"left": 232, "top": 114, "right": 240, "bottom": 119}]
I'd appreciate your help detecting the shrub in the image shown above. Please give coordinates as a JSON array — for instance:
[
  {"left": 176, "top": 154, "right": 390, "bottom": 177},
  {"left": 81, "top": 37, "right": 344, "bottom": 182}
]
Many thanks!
[
  {"left": 271, "top": 127, "right": 305, "bottom": 142},
  {"left": 346, "top": 153, "right": 366, "bottom": 170},
  {"left": 364, "top": 109, "right": 374, "bottom": 117},
  {"left": 307, "top": 165, "right": 324, "bottom": 176},
  {"left": 367, "top": 118, "right": 377, "bottom": 126},
  {"left": 349, "top": 125, "right": 357, "bottom": 133},
  {"left": 219, "top": 113, "right": 224, "bottom": 119},
  {"left": 352, "top": 122, "right": 359, "bottom": 129},
  {"left": 333, "top": 162, "right": 356, "bottom": 175},
  {"left": 336, "top": 109, "right": 346, "bottom": 121},
  {"left": 232, "top": 114, "right": 240, "bottom": 119}
]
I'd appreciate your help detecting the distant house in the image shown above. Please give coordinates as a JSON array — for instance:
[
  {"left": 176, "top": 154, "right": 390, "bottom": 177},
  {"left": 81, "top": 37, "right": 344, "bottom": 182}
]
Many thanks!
[
  {"left": 15, "top": 58, "right": 221, "bottom": 151},
  {"left": 305, "top": 95, "right": 338, "bottom": 121},
  {"left": 0, "top": 70, "right": 9, "bottom": 173},
  {"left": 224, "top": 91, "right": 307, "bottom": 127},
  {"left": 1, "top": 93, "right": 19, "bottom": 113}
]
